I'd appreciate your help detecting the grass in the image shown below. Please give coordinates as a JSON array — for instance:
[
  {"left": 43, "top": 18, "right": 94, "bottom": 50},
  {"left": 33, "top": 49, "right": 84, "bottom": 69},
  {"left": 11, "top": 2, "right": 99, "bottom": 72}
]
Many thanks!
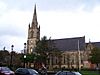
[{"left": 80, "top": 71, "right": 100, "bottom": 75}]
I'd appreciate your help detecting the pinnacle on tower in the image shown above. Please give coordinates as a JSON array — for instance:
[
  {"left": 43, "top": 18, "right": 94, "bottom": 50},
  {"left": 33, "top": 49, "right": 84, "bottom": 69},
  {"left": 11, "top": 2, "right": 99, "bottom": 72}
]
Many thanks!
[{"left": 28, "top": 23, "right": 30, "bottom": 29}]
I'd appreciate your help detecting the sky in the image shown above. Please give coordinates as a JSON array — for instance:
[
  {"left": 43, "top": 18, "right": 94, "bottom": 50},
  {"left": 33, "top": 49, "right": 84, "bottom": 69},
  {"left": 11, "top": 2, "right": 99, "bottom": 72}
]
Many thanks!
[{"left": 0, "top": 0, "right": 100, "bottom": 52}]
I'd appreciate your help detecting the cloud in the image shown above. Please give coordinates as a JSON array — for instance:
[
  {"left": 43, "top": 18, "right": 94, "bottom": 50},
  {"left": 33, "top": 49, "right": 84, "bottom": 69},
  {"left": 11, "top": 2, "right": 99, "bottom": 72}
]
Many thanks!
[
  {"left": 36, "top": 0, "right": 100, "bottom": 12},
  {"left": 0, "top": 6, "right": 33, "bottom": 52},
  {"left": 38, "top": 5, "right": 100, "bottom": 42},
  {"left": 0, "top": 1, "right": 7, "bottom": 16},
  {"left": 1, "top": 0, "right": 100, "bottom": 52},
  {"left": 0, "top": 9, "right": 32, "bottom": 37},
  {"left": 0, "top": 35, "right": 26, "bottom": 52}
]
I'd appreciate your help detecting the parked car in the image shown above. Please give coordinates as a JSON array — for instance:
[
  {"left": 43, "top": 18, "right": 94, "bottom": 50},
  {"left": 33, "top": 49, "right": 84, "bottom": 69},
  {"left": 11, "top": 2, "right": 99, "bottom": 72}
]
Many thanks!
[
  {"left": 55, "top": 71, "right": 82, "bottom": 75},
  {"left": 0, "top": 67, "right": 14, "bottom": 75},
  {"left": 15, "top": 68, "right": 39, "bottom": 75}
]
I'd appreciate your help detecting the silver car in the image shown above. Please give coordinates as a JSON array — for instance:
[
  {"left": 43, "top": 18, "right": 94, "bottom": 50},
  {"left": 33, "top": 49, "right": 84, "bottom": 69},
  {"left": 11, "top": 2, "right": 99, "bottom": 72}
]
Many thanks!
[
  {"left": 15, "top": 68, "right": 39, "bottom": 75},
  {"left": 55, "top": 71, "right": 82, "bottom": 75}
]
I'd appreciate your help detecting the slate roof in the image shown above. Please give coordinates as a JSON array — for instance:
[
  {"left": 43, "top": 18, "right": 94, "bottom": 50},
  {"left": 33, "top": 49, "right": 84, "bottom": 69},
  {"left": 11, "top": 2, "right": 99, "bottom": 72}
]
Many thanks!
[
  {"left": 52, "top": 36, "right": 85, "bottom": 51},
  {"left": 92, "top": 42, "right": 100, "bottom": 48},
  {"left": 86, "top": 42, "right": 100, "bottom": 48}
]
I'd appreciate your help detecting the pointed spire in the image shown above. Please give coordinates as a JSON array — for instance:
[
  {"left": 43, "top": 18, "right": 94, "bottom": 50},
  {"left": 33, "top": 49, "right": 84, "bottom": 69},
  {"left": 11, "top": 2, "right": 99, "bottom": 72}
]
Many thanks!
[
  {"left": 32, "top": 4, "right": 38, "bottom": 28},
  {"left": 34, "top": 4, "right": 37, "bottom": 16},
  {"left": 88, "top": 38, "right": 92, "bottom": 50},
  {"left": 38, "top": 25, "right": 40, "bottom": 30},
  {"left": 28, "top": 23, "right": 30, "bottom": 29},
  {"left": 89, "top": 38, "right": 91, "bottom": 43}
]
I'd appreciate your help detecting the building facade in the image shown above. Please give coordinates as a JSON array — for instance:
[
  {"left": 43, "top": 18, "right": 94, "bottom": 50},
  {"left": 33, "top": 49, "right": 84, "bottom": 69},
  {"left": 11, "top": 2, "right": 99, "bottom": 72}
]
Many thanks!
[{"left": 27, "top": 5, "right": 100, "bottom": 69}]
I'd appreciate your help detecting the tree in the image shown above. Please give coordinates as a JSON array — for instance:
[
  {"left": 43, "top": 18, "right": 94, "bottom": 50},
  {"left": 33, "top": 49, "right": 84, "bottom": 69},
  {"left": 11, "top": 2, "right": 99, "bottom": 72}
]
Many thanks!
[
  {"left": 14, "top": 53, "right": 23, "bottom": 67},
  {"left": 35, "top": 36, "right": 62, "bottom": 70},
  {"left": 0, "top": 50, "right": 10, "bottom": 66},
  {"left": 35, "top": 36, "right": 49, "bottom": 65},
  {"left": 0, "top": 50, "right": 23, "bottom": 69},
  {"left": 20, "top": 53, "right": 37, "bottom": 67},
  {"left": 89, "top": 47, "right": 100, "bottom": 67}
]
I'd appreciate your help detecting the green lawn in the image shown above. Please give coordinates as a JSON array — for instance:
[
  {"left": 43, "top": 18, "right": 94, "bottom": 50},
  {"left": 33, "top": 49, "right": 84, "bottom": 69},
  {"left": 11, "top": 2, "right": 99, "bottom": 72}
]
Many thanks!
[{"left": 80, "top": 71, "right": 100, "bottom": 75}]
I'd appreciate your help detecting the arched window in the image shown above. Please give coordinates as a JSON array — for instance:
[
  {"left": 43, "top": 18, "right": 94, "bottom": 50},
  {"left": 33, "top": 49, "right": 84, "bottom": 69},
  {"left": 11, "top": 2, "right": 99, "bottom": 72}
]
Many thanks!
[
  {"left": 30, "top": 48, "right": 33, "bottom": 53},
  {"left": 29, "top": 47, "right": 33, "bottom": 53},
  {"left": 30, "top": 30, "right": 34, "bottom": 38}
]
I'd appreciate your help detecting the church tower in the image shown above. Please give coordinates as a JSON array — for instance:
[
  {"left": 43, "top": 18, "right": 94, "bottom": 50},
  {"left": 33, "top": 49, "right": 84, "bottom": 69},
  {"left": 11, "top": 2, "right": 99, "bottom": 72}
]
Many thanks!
[{"left": 27, "top": 5, "right": 40, "bottom": 54}]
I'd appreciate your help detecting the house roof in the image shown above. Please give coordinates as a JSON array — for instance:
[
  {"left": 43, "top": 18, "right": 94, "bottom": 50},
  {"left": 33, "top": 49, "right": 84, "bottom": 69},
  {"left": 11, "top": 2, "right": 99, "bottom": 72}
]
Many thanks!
[{"left": 52, "top": 36, "right": 85, "bottom": 51}]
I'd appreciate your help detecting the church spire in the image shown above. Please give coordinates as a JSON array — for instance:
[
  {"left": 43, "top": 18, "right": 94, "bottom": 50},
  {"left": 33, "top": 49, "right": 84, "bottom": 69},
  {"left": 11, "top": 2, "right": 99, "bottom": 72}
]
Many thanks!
[
  {"left": 27, "top": 5, "right": 40, "bottom": 54},
  {"left": 34, "top": 4, "right": 37, "bottom": 16},
  {"left": 32, "top": 4, "right": 38, "bottom": 28}
]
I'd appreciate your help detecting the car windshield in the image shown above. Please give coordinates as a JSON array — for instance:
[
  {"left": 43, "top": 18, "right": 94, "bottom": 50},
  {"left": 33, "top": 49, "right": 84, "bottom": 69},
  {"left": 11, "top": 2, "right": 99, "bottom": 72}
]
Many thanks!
[
  {"left": 59, "top": 72, "right": 67, "bottom": 75},
  {"left": 16, "top": 68, "right": 29, "bottom": 74}
]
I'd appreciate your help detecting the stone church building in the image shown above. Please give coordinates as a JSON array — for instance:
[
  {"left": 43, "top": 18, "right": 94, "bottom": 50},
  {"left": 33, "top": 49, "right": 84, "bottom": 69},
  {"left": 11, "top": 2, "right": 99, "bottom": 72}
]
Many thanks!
[{"left": 27, "top": 5, "right": 100, "bottom": 69}]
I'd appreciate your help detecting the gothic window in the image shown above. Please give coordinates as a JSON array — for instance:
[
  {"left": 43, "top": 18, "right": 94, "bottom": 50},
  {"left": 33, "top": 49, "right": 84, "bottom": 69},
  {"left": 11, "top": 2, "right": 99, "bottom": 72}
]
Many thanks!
[
  {"left": 30, "top": 30, "right": 34, "bottom": 38},
  {"left": 63, "top": 54, "right": 66, "bottom": 64},
  {"left": 27, "top": 40, "right": 29, "bottom": 45},
  {"left": 53, "top": 56, "right": 56, "bottom": 65},
  {"left": 30, "top": 47, "right": 33, "bottom": 53},
  {"left": 71, "top": 53, "right": 74, "bottom": 65},
  {"left": 56, "top": 57, "right": 57, "bottom": 64},
  {"left": 81, "top": 60, "right": 83, "bottom": 64},
  {"left": 51, "top": 55, "right": 53, "bottom": 65}
]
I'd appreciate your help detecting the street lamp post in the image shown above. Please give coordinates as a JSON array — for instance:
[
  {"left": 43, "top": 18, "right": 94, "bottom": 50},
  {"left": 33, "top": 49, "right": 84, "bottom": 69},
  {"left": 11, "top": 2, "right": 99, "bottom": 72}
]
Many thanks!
[
  {"left": 24, "top": 55, "right": 26, "bottom": 68},
  {"left": 77, "top": 40, "right": 81, "bottom": 71},
  {"left": 24, "top": 43, "right": 26, "bottom": 54},
  {"left": 10, "top": 45, "right": 14, "bottom": 68},
  {"left": 23, "top": 43, "right": 26, "bottom": 68}
]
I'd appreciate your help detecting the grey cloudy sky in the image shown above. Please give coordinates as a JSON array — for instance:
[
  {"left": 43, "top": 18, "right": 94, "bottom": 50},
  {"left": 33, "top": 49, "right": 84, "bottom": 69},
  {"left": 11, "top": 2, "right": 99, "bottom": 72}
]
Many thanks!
[{"left": 0, "top": 0, "right": 100, "bottom": 52}]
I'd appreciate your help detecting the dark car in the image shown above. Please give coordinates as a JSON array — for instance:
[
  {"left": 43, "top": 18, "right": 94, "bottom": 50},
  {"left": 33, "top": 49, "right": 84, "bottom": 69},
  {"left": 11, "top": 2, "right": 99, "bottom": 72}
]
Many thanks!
[
  {"left": 55, "top": 71, "right": 82, "bottom": 75},
  {"left": 0, "top": 67, "right": 14, "bottom": 75},
  {"left": 15, "top": 68, "right": 39, "bottom": 75}
]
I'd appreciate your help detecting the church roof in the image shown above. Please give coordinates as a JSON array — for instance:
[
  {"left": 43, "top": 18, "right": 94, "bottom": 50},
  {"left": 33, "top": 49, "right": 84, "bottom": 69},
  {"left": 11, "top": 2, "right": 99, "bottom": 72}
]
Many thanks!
[
  {"left": 52, "top": 36, "right": 85, "bottom": 51},
  {"left": 92, "top": 42, "right": 100, "bottom": 48},
  {"left": 86, "top": 42, "right": 100, "bottom": 48}
]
